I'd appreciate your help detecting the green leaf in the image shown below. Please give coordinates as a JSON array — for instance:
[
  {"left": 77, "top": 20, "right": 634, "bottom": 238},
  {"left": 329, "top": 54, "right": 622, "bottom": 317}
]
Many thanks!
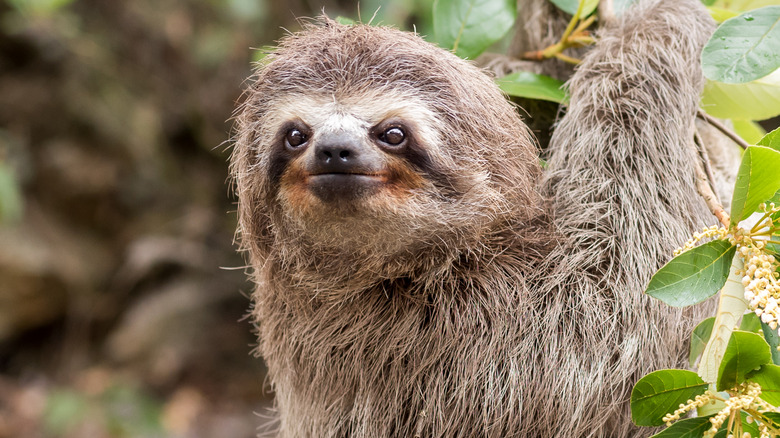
[
  {"left": 648, "top": 416, "right": 714, "bottom": 438},
  {"left": 690, "top": 317, "right": 716, "bottom": 367},
  {"left": 757, "top": 126, "right": 780, "bottom": 150},
  {"left": 729, "top": 145, "right": 780, "bottom": 226},
  {"left": 548, "top": 0, "right": 599, "bottom": 17},
  {"left": 610, "top": 0, "right": 639, "bottom": 17},
  {"left": 761, "top": 320, "right": 780, "bottom": 365},
  {"left": 747, "top": 363, "right": 780, "bottom": 405},
  {"left": 645, "top": 240, "right": 736, "bottom": 308},
  {"left": 702, "top": 6, "right": 780, "bottom": 84},
  {"left": 708, "top": 6, "right": 739, "bottom": 22},
  {"left": 700, "top": 69, "right": 780, "bottom": 120},
  {"left": 496, "top": 72, "right": 567, "bottom": 103},
  {"left": 631, "top": 370, "right": 709, "bottom": 427},
  {"left": 766, "top": 234, "right": 780, "bottom": 256},
  {"left": 732, "top": 119, "right": 767, "bottom": 144},
  {"left": 764, "top": 412, "right": 780, "bottom": 428},
  {"left": 741, "top": 312, "right": 763, "bottom": 332},
  {"left": 697, "top": 392, "right": 728, "bottom": 416},
  {"left": 433, "top": 0, "right": 516, "bottom": 59},
  {"left": 712, "top": 0, "right": 780, "bottom": 12},
  {"left": 717, "top": 330, "right": 772, "bottom": 390}
]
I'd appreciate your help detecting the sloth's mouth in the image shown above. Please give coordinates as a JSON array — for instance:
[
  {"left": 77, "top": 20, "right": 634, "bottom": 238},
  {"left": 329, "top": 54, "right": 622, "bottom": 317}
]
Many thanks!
[
  {"left": 307, "top": 173, "right": 386, "bottom": 202},
  {"left": 309, "top": 171, "right": 382, "bottom": 177}
]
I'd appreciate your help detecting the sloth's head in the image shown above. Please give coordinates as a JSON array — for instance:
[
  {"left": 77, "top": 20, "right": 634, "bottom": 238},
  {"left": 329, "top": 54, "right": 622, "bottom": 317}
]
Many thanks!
[{"left": 233, "top": 20, "right": 542, "bottom": 279}]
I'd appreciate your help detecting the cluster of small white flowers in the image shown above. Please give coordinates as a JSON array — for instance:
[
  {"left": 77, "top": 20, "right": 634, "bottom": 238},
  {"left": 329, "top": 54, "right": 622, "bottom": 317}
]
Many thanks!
[
  {"left": 662, "top": 392, "right": 715, "bottom": 426},
  {"left": 741, "top": 242, "right": 780, "bottom": 334},
  {"left": 759, "top": 422, "right": 775, "bottom": 438},
  {"left": 665, "top": 205, "right": 780, "bottom": 437},
  {"left": 704, "top": 382, "right": 765, "bottom": 438},
  {"left": 673, "top": 225, "right": 729, "bottom": 256}
]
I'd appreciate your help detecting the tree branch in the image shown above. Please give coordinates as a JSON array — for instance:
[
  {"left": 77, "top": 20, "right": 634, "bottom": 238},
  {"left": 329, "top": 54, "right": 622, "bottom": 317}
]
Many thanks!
[
  {"left": 696, "top": 110, "right": 750, "bottom": 150},
  {"left": 694, "top": 128, "right": 731, "bottom": 228}
]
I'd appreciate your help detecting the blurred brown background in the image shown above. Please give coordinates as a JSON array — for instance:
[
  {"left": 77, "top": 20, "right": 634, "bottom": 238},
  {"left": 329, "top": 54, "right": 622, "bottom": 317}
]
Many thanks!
[{"left": 0, "top": 0, "right": 431, "bottom": 437}]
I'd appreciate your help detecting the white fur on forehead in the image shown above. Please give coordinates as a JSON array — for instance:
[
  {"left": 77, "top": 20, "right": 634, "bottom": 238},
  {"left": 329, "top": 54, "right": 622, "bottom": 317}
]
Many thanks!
[{"left": 265, "top": 90, "right": 452, "bottom": 165}]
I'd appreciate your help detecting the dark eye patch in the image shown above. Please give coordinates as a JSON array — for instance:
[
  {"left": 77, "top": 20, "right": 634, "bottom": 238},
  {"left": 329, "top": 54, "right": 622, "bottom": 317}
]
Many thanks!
[
  {"left": 268, "top": 120, "right": 311, "bottom": 188},
  {"left": 373, "top": 120, "right": 464, "bottom": 199}
]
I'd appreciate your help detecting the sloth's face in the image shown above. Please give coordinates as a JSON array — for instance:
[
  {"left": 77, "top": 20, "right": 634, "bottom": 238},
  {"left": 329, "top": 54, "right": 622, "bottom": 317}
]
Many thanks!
[
  {"left": 264, "top": 91, "right": 458, "bottom": 221},
  {"left": 234, "top": 22, "right": 540, "bottom": 258},
  {"left": 252, "top": 89, "right": 495, "bottom": 254}
]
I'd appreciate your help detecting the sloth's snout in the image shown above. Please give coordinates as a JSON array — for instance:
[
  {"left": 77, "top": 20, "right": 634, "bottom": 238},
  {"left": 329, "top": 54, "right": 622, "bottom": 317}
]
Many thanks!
[
  {"left": 306, "top": 131, "right": 384, "bottom": 203},
  {"left": 313, "top": 135, "right": 363, "bottom": 174}
]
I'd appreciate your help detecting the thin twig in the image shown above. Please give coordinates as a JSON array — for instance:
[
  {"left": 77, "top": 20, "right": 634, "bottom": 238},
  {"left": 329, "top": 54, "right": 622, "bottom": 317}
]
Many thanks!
[
  {"left": 573, "top": 15, "right": 596, "bottom": 34},
  {"left": 522, "top": 50, "right": 546, "bottom": 61},
  {"left": 554, "top": 52, "right": 582, "bottom": 64},
  {"left": 693, "top": 128, "right": 731, "bottom": 228},
  {"left": 750, "top": 211, "right": 773, "bottom": 233},
  {"left": 695, "top": 166, "right": 731, "bottom": 228},
  {"left": 694, "top": 128, "right": 717, "bottom": 194},
  {"left": 697, "top": 110, "right": 750, "bottom": 150},
  {"left": 568, "top": 35, "right": 595, "bottom": 46},
  {"left": 559, "top": 0, "right": 586, "bottom": 46},
  {"left": 521, "top": 0, "right": 595, "bottom": 63}
]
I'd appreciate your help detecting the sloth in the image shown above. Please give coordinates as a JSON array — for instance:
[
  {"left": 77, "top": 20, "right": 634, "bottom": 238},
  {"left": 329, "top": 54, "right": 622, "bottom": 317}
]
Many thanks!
[{"left": 231, "top": 0, "right": 727, "bottom": 436}]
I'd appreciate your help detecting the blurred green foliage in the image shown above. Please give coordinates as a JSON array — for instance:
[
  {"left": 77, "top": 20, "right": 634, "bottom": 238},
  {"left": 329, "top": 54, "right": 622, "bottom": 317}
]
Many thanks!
[
  {"left": 7, "top": 0, "right": 75, "bottom": 16},
  {"left": 44, "top": 383, "right": 164, "bottom": 437},
  {"left": 0, "top": 1, "right": 439, "bottom": 437},
  {"left": 0, "top": 161, "right": 22, "bottom": 223}
]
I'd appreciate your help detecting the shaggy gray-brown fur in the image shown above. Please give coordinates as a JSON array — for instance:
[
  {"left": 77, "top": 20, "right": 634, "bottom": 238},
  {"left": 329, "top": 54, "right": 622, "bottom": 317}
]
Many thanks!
[
  {"left": 531, "top": 1, "right": 717, "bottom": 435},
  {"left": 231, "top": 0, "right": 725, "bottom": 436}
]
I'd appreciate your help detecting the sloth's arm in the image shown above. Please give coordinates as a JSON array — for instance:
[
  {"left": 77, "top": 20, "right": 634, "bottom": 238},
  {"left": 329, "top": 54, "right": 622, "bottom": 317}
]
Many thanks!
[
  {"left": 524, "top": 4, "right": 720, "bottom": 435},
  {"left": 542, "top": 0, "right": 717, "bottom": 283}
]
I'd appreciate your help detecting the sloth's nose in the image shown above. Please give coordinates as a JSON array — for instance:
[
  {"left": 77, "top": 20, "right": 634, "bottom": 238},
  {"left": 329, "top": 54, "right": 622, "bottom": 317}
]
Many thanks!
[{"left": 313, "top": 133, "right": 363, "bottom": 174}]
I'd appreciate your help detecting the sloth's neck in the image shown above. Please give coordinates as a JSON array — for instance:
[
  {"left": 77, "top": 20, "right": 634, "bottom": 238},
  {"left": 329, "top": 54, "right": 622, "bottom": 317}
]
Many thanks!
[{"left": 270, "top": 213, "right": 552, "bottom": 296}]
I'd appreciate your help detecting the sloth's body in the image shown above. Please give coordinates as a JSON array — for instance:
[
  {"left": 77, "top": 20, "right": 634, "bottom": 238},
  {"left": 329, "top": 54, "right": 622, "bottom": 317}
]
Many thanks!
[{"left": 232, "top": 1, "right": 721, "bottom": 436}]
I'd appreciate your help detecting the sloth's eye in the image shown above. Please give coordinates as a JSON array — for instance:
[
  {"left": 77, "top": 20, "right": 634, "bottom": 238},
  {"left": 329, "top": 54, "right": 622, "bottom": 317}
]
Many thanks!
[
  {"left": 379, "top": 127, "right": 406, "bottom": 146},
  {"left": 285, "top": 128, "right": 308, "bottom": 148}
]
